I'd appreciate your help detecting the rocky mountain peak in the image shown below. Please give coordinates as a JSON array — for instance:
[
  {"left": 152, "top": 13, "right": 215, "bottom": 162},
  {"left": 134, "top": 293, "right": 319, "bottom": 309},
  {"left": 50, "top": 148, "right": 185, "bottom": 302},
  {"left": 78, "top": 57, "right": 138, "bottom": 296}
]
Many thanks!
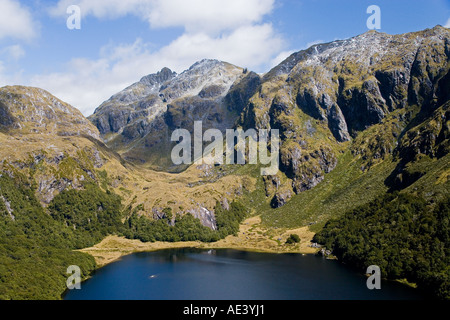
[
  {"left": 88, "top": 26, "right": 449, "bottom": 195},
  {"left": 89, "top": 59, "right": 248, "bottom": 170},
  {"left": 268, "top": 26, "right": 449, "bottom": 81},
  {"left": 139, "top": 67, "right": 177, "bottom": 87},
  {"left": 188, "top": 58, "right": 224, "bottom": 72},
  {"left": 159, "top": 59, "right": 243, "bottom": 101}
]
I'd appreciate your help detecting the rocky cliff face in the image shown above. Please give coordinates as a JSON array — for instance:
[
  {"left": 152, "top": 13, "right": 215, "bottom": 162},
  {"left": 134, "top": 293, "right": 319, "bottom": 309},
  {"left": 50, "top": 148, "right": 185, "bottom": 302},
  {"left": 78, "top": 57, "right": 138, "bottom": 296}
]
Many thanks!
[
  {"left": 240, "top": 26, "right": 449, "bottom": 205},
  {"left": 264, "top": 26, "right": 449, "bottom": 138},
  {"left": 0, "top": 26, "right": 448, "bottom": 233},
  {"left": 90, "top": 67, "right": 177, "bottom": 137}
]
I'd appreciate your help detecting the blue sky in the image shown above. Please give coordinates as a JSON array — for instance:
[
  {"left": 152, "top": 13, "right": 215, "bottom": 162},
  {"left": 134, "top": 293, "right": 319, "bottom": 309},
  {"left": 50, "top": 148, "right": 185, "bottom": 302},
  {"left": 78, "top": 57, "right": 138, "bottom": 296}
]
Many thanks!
[{"left": 0, "top": 0, "right": 448, "bottom": 116}]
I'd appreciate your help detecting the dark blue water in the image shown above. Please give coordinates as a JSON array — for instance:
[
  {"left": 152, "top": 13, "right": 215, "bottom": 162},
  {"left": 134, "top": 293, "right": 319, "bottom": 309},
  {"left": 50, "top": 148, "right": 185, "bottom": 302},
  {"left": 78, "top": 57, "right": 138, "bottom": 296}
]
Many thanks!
[{"left": 64, "top": 249, "right": 427, "bottom": 300}]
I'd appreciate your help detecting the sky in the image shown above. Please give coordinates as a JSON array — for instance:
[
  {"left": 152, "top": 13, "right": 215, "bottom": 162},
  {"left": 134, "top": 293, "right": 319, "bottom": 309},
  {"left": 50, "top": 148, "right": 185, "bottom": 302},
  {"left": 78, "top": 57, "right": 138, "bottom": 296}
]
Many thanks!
[{"left": 0, "top": 0, "right": 449, "bottom": 116}]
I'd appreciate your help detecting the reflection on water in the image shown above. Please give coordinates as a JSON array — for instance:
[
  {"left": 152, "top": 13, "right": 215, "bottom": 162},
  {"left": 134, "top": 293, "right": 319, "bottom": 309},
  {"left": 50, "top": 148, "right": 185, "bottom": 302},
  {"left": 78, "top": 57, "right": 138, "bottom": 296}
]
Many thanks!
[{"left": 64, "top": 249, "right": 428, "bottom": 300}]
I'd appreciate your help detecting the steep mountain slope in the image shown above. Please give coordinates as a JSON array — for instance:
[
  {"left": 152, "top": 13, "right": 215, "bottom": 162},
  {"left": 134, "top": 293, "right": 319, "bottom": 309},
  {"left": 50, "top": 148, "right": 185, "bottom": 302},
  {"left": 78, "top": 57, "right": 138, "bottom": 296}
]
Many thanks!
[
  {"left": 239, "top": 26, "right": 449, "bottom": 209},
  {"left": 236, "top": 27, "right": 450, "bottom": 298},
  {"left": 89, "top": 59, "right": 260, "bottom": 172},
  {"left": 0, "top": 86, "right": 113, "bottom": 204},
  {"left": 0, "top": 85, "right": 253, "bottom": 224},
  {"left": 0, "top": 85, "right": 99, "bottom": 139},
  {"left": 0, "top": 86, "right": 117, "bottom": 299}
]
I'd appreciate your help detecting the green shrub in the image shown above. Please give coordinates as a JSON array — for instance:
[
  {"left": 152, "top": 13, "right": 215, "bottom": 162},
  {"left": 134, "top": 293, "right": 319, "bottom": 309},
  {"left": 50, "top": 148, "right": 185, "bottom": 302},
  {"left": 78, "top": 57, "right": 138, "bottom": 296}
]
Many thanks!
[{"left": 286, "top": 234, "right": 301, "bottom": 244}]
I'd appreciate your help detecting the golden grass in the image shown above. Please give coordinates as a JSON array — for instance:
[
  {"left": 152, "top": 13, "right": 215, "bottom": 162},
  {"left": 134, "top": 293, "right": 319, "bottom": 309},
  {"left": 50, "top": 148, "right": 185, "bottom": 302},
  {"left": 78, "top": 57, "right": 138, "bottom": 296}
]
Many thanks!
[
  {"left": 108, "top": 161, "right": 257, "bottom": 220},
  {"left": 201, "top": 216, "right": 318, "bottom": 254},
  {"left": 78, "top": 237, "right": 202, "bottom": 268}
]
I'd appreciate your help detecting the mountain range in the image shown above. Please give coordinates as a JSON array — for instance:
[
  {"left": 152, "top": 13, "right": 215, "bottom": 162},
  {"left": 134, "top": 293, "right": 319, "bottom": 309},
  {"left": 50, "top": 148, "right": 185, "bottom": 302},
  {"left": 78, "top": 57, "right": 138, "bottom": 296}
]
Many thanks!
[
  {"left": 0, "top": 25, "right": 449, "bottom": 299},
  {"left": 88, "top": 25, "right": 449, "bottom": 210}
]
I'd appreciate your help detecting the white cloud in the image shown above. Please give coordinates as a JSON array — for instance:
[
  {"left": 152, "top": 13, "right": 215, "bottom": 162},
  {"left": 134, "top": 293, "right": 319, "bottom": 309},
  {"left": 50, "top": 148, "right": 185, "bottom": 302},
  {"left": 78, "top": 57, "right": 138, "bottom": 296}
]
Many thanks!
[
  {"left": 445, "top": 18, "right": 450, "bottom": 28},
  {"left": 0, "top": 61, "right": 6, "bottom": 81},
  {"left": 50, "top": 0, "right": 274, "bottom": 34},
  {"left": 0, "top": 0, "right": 38, "bottom": 40},
  {"left": 30, "top": 20, "right": 284, "bottom": 117},
  {"left": 157, "top": 24, "right": 284, "bottom": 70},
  {"left": 37, "top": 0, "right": 285, "bottom": 116},
  {"left": 1, "top": 44, "right": 25, "bottom": 60},
  {"left": 29, "top": 39, "right": 149, "bottom": 117},
  {"left": 0, "top": 59, "right": 24, "bottom": 86},
  {"left": 145, "top": 0, "right": 274, "bottom": 34}
]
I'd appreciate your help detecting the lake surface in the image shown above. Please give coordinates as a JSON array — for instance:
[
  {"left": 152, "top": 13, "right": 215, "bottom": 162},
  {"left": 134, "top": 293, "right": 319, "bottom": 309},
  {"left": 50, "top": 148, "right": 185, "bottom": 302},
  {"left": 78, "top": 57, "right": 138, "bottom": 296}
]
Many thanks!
[{"left": 64, "top": 249, "right": 427, "bottom": 300}]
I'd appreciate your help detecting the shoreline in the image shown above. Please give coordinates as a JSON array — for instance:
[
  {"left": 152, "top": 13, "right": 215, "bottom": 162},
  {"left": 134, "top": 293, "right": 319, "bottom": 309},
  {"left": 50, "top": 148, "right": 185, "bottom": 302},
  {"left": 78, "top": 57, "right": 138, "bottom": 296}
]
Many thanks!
[
  {"left": 79, "top": 216, "right": 320, "bottom": 268},
  {"left": 71, "top": 215, "right": 423, "bottom": 299}
]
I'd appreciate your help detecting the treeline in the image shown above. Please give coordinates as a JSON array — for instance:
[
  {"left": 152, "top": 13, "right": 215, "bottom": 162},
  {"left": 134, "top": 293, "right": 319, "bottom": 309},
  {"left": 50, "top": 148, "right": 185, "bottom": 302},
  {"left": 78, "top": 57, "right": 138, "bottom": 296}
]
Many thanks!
[
  {"left": 0, "top": 171, "right": 248, "bottom": 299},
  {"left": 314, "top": 192, "right": 450, "bottom": 300},
  {"left": 123, "top": 201, "right": 248, "bottom": 243}
]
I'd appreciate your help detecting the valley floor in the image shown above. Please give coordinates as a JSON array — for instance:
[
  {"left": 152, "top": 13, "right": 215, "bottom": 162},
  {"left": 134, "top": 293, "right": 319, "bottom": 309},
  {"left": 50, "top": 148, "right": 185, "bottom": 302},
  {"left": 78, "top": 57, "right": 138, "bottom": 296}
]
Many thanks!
[{"left": 80, "top": 216, "right": 319, "bottom": 268}]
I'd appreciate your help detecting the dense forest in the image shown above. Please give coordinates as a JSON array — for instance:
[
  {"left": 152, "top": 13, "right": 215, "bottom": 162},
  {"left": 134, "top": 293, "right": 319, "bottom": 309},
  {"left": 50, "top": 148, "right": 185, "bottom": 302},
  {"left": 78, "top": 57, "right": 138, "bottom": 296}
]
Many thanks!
[
  {"left": 0, "top": 171, "right": 248, "bottom": 300},
  {"left": 0, "top": 174, "right": 98, "bottom": 300},
  {"left": 314, "top": 193, "right": 450, "bottom": 300},
  {"left": 48, "top": 183, "right": 125, "bottom": 248}
]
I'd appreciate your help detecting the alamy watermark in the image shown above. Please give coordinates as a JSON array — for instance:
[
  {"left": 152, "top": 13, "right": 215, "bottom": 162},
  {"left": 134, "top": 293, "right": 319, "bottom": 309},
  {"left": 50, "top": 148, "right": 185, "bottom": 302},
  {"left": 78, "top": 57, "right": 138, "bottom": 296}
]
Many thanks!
[
  {"left": 366, "top": 265, "right": 381, "bottom": 290},
  {"left": 171, "top": 122, "right": 280, "bottom": 176},
  {"left": 66, "top": 265, "right": 81, "bottom": 290},
  {"left": 67, "top": 5, "right": 81, "bottom": 30},
  {"left": 367, "top": 5, "right": 381, "bottom": 30}
]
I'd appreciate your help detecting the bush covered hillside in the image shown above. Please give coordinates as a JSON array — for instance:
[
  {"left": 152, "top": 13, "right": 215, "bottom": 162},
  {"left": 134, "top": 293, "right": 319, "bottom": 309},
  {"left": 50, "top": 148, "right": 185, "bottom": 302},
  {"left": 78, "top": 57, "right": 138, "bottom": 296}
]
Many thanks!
[
  {"left": 314, "top": 193, "right": 450, "bottom": 299},
  {"left": 0, "top": 174, "right": 97, "bottom": 300}
]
